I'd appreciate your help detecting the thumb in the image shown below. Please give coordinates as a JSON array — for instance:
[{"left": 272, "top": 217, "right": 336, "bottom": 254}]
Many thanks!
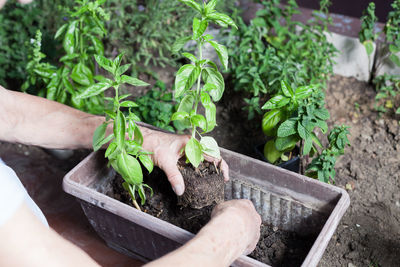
[{"left": 160, "top": 158, "right": 185, "bottom": 196}]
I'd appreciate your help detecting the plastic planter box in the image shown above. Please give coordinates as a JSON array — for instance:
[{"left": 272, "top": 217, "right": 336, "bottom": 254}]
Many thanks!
[{"left": 63, "top": 148, "right": 349, "bottom": 267}]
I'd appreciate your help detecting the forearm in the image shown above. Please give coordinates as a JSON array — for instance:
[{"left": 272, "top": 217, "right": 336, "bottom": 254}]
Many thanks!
[
  {"left": 145, "top": 215, "right": 244, "bottom": 267},
  {"left": 0, "top": 86, "right": 104, "bottom": 149}
]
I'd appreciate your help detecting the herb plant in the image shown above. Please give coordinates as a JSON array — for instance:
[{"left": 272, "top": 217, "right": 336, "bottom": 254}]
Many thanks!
[
  {"left": 78, "top": 53, "right": 153, "bottom": 210},
  {"left": 171, "top": 0, "right": 237, "bottom": 167},
  {"left": 306, "top": 125, "right": 350, "bottom": 183},
  {"left": 226, "top": 0, "right": 337, "bottom": 119},
  {"left": 359, "top": 0, "right": 400, "bottom": 117},
  {"left": 23, "top": 0, "right": 109, "bottom": 114}
]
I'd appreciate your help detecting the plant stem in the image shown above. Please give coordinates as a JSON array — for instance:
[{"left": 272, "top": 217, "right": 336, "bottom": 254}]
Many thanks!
[
  {"left": 192, "top": 41, "right": 203, "bottom": 139},
  {"left": 132, "top": 199, "right": 141, "bottom": 211}
]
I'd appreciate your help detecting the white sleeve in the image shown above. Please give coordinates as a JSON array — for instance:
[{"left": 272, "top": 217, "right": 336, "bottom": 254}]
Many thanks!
[{"left": 0, "top": 163, "right": 26, "bottom": 226}]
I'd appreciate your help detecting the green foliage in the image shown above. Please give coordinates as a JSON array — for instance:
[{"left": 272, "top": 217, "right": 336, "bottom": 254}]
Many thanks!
[
  {"left": 226, "top": 0, "right": 337, "bottom": 119},
  {"left": 0, "top": 0, "right": 72, "bottom": 89},
  {"left": 262, "top": 81, "right": 329, "bottom": 163},
  {"left": 171, "top": 0, "right": 237, "bottom": 167},
  {"left": 80, "top": 53, "right": 152, "bottom": 207},
  {"left": 306, "top": 125, "right": 350, "bottom": 183},
  {"left": 359, "top": 0, "right": 400, "bottom": 118},
  {"left": 23, "top": 0, "right": 109, "bottom": 114},
  {"left": 135, "top": 80, "right": 177, "bottom": 132},
  {"left": 373, "top": 74, "right": 400, "bottom": 115},
  {"left": 104, "top": 0, "right": 237, "bottom": 73},
  {"left": 359, "top": 2, "right": 378, "bottom": 57}
]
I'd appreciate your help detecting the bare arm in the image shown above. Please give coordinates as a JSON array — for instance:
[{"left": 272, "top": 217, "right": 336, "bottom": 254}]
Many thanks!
[
  {"left": 145, "top": 200, "right": 261, "bottom": 267},
  {"left": 0, "top": 203, "right": 100, "bottom": 267}
]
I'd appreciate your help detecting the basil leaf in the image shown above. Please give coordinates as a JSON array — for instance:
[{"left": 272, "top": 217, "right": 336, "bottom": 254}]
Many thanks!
[{"left": 185, "top": 137, "right": 203, "bottom": 168}]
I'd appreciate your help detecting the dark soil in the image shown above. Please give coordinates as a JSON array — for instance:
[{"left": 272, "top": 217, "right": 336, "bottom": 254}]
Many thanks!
[
  {"left": 177, "top": 160, "right": 225, "bottom": 209},
  {"left": 110, "top": 166, "right": 312, "bottom": 266}
]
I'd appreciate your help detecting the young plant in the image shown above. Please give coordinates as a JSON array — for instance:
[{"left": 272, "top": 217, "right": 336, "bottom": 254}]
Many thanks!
[
  {"left": 261, "top": 81, "right": 329, "bottom": 164},
  {"left": 306, "top": 125, "right": 350, "bottom": 183},
  {"left": 170, "top": 0, "right": 237, "bottom": 167},
  {"left": 359, "top": 2, "right": 378, "bottom": 70},
  {"left": 77, "top": 54, "right": 153, "bottom": 210},
  {"left": 23, "top": 0, "right": 109, "bottom": 114}
]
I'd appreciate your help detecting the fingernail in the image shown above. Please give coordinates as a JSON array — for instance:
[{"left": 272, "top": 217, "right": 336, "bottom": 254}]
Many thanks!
[{"left": 173, "top": 184, "right": 184, "bottom": 196}]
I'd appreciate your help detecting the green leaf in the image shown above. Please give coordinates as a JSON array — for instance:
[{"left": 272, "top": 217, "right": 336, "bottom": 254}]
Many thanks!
[
  {"left": 139, "top": 154, "right": 153, "bottom": 173},
  {"left": 297, "top": 123, "right": 308, "bottom": 140},
  {"left": 55, "top": 23, "right": 68, "bottom": 40},
  {"left": 209, "top": 41, "right": 229, "bottom": 70},
  {"left": 314, "top": 109, "right": 330, "bottom": 120},
  {"left": 389, "top": 44, "right": 400, "bottom": 54},
  {"left": 137, "top": 185, "right": 146, "bottom": 205},
  {"left": 94, "top": 55, "right": 114, "bottom": 73},
  {"left": 172, "top": 36, "right": 192, "bottom": 53},
  {"left": 90, "top": 36, "right": 104, "bottom": 55},
  {"left": 71, "top": 63, "right": 92, "bottom": 86},
  {"left": 185, "top": 137, "right": 203, "bottom": 168},
  {"left": 121, "top": 75, "right": 149, "bottom": 87},
  {"left": 262, "top": 109, "right": 284, "bottom": 137},
  {"left": 93, "top": 123, "right": 107, "bottom": 151},
  {"left": 277, "top": 119, "right": 297, "bottom": 137},
  {"left": 204, "top": 102, "right": 216, "bottom": 132},
  {"left": 191, "top": 114, "right": 207, "bottom": 131},
  {"left": 63, "top": 21, "right": 78, "bottom": 54},
  {"left": 295, "top": 85, "right": 314, "bottom": 99},
  {"left": 105, "top": 142, "right": 118, "bottom": 158},
  {"left": 133, "top": 124, "right": 143, "bottom": 145},
  {"left": 114, "top": 111, "right": 126, "bottom": 149},
  {"left": 275, "top": 135, "right": 298, "bottom": 151},
  {"left": 363, "top": 40, "right": 374, "bottom": 56},
  {"left": 200, "top": 136, "right": 220, "bottom": 159},
  {"left": 262, "top": 95, "right": 290, "bottom": 110},
  {"left": 171, "top": 111, "right": 189, "bottom": 121},
  {"left": 389, "top": 54, "right": 400, "bottom": 67},
  {"left": 204, "top": 0, "right": 217, "bottom": 15},
  {"left": 311, "top": 132, "right": 323, "bottom": 148},
  {"left": 207, "top": 12, "right": 237, "bottom": 29},
  {"left": 264, "top": 140, "right": 282, "bottom": 164},
  {"left": 116, "top": 152, "right": 143, "bottom": 185},
  {"left": 202, "top": 67, "right": 224, "bottom": 101},
  {"left": 203, "top": 83, "right": 217, "bottom": 92},
  {"left": 303, "top": 137, "right": 313, "bottom": 155},
  {"left": 281, "top": 81, "right": 294, "bottom": 97},
  {"left": 193, "top": 18, "right": 208, "bottom": 39},
  {"left": 116, "top": 64, "right": 131, "bottom": 77},
  {"left": 396, "top": 107, "right": 400, "bottom": 114},
  {"left": 77, "top": 82, "right": 110, "bottom": 98},
  {"left": 178, "top": 0, "right": 202, "bottom": 13},
  {"left": 175, "top": 64, "right": 200, "bottom": 98},
  {"left": 120, "top": 101, "right": 138, "bottom": 108},
  {"left": 178, "top": 95, "right": 194, "bottom": 112},
  {"left": 182, "top": 52, "right": 197, "bottom": 62}
]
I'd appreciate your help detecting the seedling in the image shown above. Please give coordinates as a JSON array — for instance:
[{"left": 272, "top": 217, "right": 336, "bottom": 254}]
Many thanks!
[
  {"left": 171, "top": 0, "right": 237, "bottom": 167},
  {"left": 78, "top": 54, "right": 153, "bottom": 210}
]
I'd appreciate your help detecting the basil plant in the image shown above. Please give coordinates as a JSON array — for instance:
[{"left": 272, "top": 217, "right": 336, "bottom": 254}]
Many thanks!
[
  {"left": 171, "top": 0, "right": 237, "bottom": 167},
  {"left": 78, "top": 54, "right": 153, "bottom": 210}
]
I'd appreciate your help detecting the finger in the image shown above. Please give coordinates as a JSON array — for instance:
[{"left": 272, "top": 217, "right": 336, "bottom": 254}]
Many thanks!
[
  {"left": 159, "top": 158, "right": 185, "bottom": 196},
  {"left": 220, "top": 159, "right": 230, "bottom": 181}
]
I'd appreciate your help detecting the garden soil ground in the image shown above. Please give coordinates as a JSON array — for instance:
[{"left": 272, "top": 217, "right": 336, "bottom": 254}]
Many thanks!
[{"left": 1, "top": 74, "right": 399, "bottom": 266}]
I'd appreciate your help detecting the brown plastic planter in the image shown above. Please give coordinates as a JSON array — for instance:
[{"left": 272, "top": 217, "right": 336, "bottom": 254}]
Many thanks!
[{"left": 63, "top": 147, "right": 349, "bottom": 267}]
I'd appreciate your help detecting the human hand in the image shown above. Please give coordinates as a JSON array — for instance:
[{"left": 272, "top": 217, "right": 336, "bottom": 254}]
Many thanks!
[
  {"left": 141, "top": 128, "right": 229, "bottom": 196},
  {"left": 211, "top": 199, "right": 261, "bottom": 255}
]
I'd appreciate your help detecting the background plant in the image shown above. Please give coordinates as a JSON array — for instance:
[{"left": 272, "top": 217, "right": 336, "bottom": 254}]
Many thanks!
[
  {"left": 359, "top": 0, "right": 400, "bottom": 117},
  {"left": 306, "top": 125, "right": 350, "bottom": 183},
  {"left": 171, "top": 0, "right": 237, "bottom": 167},
  {"left": 78, "top": 53, "right": 153, "bottom": 210},
  {"left": 0, "top": 0, "right": 71, "bottom": 90},
  {"left": 226, "top": 0, "right": 337, "bottom": 119},
  {"left": 104, "top": 0, "right": 237, "bottom": 75},
  {"left": 22, "top": 0, "right": 110, "bottom": 114}
]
